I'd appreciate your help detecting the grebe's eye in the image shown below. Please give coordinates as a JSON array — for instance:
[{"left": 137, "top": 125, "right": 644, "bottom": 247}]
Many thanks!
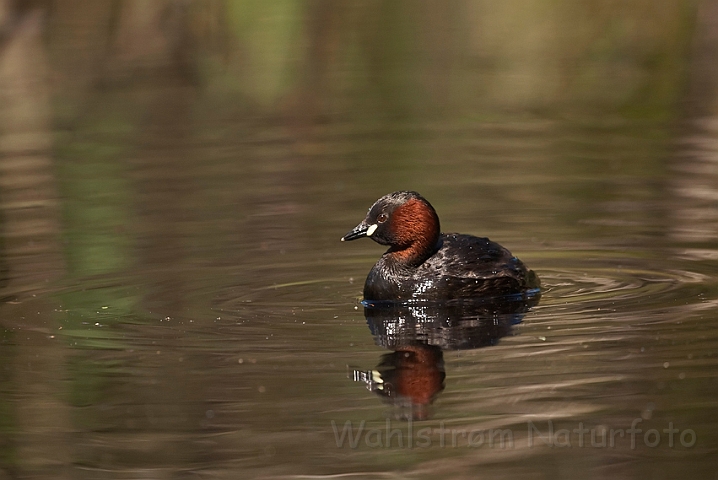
[{"left": 377, "top": 213, "right": 388, "bottom": 223}]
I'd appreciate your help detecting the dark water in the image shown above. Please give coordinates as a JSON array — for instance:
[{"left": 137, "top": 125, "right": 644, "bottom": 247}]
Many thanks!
[
  {"left": 1, "top": 2, "right": 718, "bottom": 479},
  {"left": 2, "top": 120, "right": 717, "bottom": 479}
]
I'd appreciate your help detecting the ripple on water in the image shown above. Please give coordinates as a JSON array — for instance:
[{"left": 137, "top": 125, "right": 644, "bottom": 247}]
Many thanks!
[
  {"left": 531, "top": 249, "right": 715, "bottom": 315},
  {"left": 210, "top": 250, "right": 715, "bottom": 317}
]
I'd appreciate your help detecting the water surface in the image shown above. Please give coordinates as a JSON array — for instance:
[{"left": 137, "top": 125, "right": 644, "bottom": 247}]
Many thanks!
[{"left": 2, "top": 119, "right": 717, "bottom": 479}]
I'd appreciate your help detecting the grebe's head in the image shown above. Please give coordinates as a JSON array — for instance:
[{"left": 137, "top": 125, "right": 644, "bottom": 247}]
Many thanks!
[{"left": 341, "top": 192, "right": 440, "bottom": 257}]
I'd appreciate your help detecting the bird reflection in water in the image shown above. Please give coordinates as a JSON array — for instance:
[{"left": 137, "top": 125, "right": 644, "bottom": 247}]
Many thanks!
[{"left": 350, "top": 294, "right": 540, "bottom": 420}]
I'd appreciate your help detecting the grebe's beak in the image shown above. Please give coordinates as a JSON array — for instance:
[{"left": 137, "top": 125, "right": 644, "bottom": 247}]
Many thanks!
[{"left": 341, "top": 222, "right": 377, "bottom": 241}]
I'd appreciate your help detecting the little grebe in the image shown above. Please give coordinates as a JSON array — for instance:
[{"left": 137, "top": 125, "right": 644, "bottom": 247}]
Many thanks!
[{"left": 342, "top": 191, "right": 539, "bottom": 302}]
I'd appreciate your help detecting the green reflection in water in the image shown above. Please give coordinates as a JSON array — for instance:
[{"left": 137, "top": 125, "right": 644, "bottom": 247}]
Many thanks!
[
  {"left": 53, "top": 94, "right": 146, "bottom": 432},
  {"left": 225, "top": 0, "right": 305, "bottom": 106}
]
